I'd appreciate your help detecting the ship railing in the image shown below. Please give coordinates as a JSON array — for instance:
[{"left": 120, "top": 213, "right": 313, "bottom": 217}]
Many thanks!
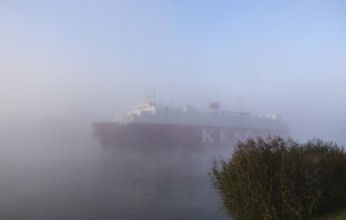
[
  {"left": 113, "top": 115, "right": 134, "bottom": 125},
  {"left": 219, "top": 111, "right": 254, "bottom": 117}
]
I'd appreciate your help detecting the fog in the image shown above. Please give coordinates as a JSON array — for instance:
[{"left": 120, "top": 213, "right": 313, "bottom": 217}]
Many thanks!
[{"left": 0, "top": 1, "right": 345, "bottom": 219}]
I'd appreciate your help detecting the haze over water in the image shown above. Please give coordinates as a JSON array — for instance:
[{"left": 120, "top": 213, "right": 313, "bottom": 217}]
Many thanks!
[
  {"left": 0, "top": 129, "right": 229, "bottom": 219},
  {"left": 0, "top": 1, "right": 345, "bottom": 219}
]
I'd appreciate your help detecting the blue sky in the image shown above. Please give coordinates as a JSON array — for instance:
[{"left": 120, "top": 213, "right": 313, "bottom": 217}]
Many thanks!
[{"left": 1, "top": 0, "right": 345, "bottom": 143}]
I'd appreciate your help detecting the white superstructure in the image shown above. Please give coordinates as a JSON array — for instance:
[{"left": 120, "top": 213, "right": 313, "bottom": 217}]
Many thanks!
[{"left": 115, "top": 101, "right": 287, "bottom": 130}]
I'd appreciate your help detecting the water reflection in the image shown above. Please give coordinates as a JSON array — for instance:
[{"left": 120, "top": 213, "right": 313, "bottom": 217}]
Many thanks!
[{"left": 0, "top": 141, "right": 230, "bottom": 220}]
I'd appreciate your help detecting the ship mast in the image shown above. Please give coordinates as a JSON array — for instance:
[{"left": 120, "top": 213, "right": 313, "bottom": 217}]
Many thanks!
[{"left": 145, "top": 89, "right": 157, "bottom": 103}]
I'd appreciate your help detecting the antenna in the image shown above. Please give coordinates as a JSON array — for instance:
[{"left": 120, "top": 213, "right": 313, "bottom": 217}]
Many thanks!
[
  {"left": 145, "top": 88, "right": 157, "bottom": 102},
  {"left": 238, "top": 96, "right": 243, "bottom": 112}
]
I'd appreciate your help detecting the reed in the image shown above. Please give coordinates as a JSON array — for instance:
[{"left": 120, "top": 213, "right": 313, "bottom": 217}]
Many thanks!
[{"left": 210, "top": 136, "right": 346, "bottom": 220}]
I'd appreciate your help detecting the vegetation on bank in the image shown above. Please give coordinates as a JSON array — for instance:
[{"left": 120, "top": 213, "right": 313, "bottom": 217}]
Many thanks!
[
  {"left": 318, "top": 208, "right": 346, "bottom": 220},
  {"left": 210, "top": 137, "right": 346, "bottom": 220}
]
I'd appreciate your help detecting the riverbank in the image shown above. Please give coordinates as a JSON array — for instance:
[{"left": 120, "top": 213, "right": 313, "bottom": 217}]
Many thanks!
[{"left": 318, "top": 208, "right": 346, "bottom": 220}]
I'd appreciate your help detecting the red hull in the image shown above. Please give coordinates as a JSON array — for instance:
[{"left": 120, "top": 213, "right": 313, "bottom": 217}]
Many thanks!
[{"left": 92, "top": 122, "right": 289, "bottom": 149}]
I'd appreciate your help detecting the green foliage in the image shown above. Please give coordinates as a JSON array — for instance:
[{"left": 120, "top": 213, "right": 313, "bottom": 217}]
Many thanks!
[{"left": 210, "top": 136, "right": 346, "bottom": 220}]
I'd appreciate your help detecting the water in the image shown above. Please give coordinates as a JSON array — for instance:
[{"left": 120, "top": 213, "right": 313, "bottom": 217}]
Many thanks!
[{"left": 0, "top": 134, "right": 230, "bottom": 220}]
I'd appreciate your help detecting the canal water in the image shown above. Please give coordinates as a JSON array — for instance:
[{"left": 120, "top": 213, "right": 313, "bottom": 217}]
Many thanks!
[{"left": 0, "top": 134, "right": 231, "bottom": 220}]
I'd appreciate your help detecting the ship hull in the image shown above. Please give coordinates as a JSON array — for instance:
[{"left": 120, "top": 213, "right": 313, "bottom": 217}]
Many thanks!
[{"left": 92, "top": 122, "right": 288, "bottom": 150}]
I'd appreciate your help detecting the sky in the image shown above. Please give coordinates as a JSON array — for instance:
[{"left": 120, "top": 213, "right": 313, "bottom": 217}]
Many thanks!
[{"left": 0, "top": 0, "right": 345, "bottom": 144}]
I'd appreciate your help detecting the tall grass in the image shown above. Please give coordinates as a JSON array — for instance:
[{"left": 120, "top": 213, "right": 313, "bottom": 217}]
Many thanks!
[{"left": 210, "top": 137, "right": 346, "bottom": 220}]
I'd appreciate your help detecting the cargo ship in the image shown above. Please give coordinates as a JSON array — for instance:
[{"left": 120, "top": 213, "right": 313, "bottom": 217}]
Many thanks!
[{"left": 92, "top": 100, "right": 289, "bottom": 149}]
